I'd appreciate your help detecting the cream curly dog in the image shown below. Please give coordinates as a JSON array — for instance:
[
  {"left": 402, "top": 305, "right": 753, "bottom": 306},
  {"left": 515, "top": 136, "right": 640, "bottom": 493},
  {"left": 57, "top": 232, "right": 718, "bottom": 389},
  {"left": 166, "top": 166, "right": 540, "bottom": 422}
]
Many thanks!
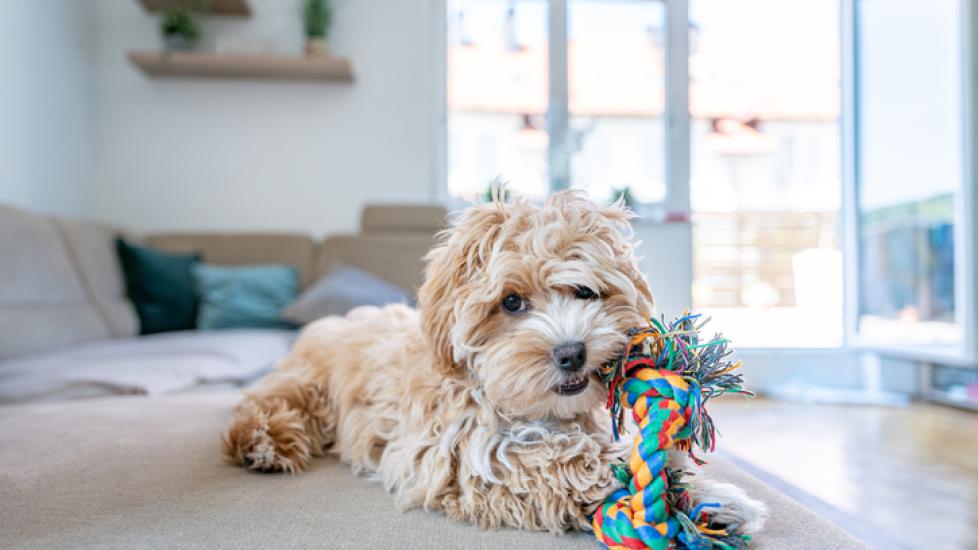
[{"left": 222, "top": 191, "right": 766, "bottom": 535}]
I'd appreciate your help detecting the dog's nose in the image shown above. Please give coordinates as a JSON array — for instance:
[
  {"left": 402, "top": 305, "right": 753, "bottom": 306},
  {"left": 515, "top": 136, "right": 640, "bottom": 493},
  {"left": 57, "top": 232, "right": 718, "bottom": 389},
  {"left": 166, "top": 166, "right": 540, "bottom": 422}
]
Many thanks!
[{"left": 552, "top": 342, "right": 587, "bottom": 371}]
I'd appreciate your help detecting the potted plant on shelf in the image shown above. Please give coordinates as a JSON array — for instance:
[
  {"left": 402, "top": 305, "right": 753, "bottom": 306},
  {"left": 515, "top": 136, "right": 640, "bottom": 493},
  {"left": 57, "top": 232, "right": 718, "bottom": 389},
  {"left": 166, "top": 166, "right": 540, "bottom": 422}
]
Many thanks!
[
  {"left": 303, "top": 0, "right": 332, "bottom": 57},
  {"left": 160, "top": 7, "right": 201, "bottom": 51}
]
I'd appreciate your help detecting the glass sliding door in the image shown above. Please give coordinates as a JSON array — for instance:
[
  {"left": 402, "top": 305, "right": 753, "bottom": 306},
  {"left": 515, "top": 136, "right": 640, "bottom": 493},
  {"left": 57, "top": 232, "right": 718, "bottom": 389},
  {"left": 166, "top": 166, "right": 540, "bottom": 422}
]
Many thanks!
[
  {"left": 854, "top": 0, "right": 964, "bottom": 351},
  {"left": 688, "top": 0, "right": 844, "bottom": 348}
]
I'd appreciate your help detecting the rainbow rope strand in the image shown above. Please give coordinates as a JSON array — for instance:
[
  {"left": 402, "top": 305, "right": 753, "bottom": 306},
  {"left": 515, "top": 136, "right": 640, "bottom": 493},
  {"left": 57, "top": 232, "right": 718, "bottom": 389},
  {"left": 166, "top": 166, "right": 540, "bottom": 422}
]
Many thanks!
[{"left": 592, "top": 313, "right": 752, "bottom": 550}]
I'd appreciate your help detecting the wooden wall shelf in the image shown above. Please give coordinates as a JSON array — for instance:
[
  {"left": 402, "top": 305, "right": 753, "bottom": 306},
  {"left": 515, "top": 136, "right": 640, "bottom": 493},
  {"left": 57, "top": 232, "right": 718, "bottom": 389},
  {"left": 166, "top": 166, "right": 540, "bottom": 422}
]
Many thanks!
[
  {"left": 138, "top": 0, "right": 251, "bottom": 17},
  {"left": 128, "top": 51, "right": 354, "bottom": 82}
]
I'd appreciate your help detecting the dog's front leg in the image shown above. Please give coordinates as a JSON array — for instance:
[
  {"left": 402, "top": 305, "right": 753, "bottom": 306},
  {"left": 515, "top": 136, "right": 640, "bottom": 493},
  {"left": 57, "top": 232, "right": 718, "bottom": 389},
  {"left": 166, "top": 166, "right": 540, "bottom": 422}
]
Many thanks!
[
  {"left": 222, "top": 368, "right": 335, "bottom": 473},
  {"left": 460, "top": 425, "right": 625, "bottom": 533}
]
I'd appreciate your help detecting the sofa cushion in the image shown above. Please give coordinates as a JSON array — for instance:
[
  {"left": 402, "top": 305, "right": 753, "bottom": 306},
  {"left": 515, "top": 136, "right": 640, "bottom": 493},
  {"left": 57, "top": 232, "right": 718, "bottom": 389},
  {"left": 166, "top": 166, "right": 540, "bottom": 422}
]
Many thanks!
[
  {"left": 192, "top": 264, "right": 298, "bottom": 330},
  {"left": 317, "top": 234, "right": 437, "bottom": 294},
  {"left": 282, "top": 265, "right": 413, "bottom": 325},
  {"left": 148, "top": 233, "right": 318, "bottom": 288},
  {"left": 0, "top": 329, "right": 294, "bottom": 405},
  {"left": 0, "top": 204, "right": 110, "bottom": 359},
  {"left": 0, "top": 393, "right": 866, "bottom": 549},
  {"left": 361, "top": 204, "right": 447, "bottom": 234},
  {"left": 53, "top": 218, "right": 139, "bottom": 337},
  {"left": 117, "top": 239, "right": 201, "bottom": 335}
]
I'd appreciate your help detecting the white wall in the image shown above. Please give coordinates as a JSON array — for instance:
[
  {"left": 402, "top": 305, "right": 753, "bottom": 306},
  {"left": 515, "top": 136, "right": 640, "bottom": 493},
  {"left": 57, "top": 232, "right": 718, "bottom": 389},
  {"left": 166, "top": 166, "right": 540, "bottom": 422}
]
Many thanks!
[
  {"left": 634, "top": 221, "right": 692, "bottom": 319},
  {"left": 92, "top": 0, "right": 438, "bottom": 236},
  {"left": 0, "top": 0, "right": 95, "bottom": 216}
]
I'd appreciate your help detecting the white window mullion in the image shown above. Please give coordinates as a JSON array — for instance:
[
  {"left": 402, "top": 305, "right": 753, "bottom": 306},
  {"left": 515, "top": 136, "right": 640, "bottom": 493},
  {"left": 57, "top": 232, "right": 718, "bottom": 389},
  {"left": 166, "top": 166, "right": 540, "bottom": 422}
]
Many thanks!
[
  {"left": 664, "top": 0, "right": 689, "bottom": 217},
  {"left": 959, "top": 0, "right": 977, "bottom": 362},
  {"left": 840, "top": 0, "right": 859, "bottom": 348},
  {"left": 547, "top": 0, "right": 570, "bottom": 192},
  {"left": 432, "top": 0, "right": 449, "bottom": 203}
]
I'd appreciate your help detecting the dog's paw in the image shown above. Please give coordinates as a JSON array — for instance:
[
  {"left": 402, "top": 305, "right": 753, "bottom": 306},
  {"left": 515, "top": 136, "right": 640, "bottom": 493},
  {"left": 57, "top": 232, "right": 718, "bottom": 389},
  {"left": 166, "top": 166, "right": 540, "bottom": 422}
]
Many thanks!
[
  {"left": 222, "top": 406, "right": 312, "bottom": 474},
  {"left": 240, "top": 426, "right": 299, "bottom": 473},
  {"left": 690, "top": 481, "right": 767, "bottom": 535}
]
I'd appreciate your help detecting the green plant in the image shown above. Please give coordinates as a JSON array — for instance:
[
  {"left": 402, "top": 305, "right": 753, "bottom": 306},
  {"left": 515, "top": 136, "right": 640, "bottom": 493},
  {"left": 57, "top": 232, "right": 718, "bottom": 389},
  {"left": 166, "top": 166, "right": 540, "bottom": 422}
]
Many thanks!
[
  {"left": 612, "top": 186, "right": 636, "bottom": 209},
  {"left": 303, "top": 0, "right": 333, "bottom": 39},
  {"left": 160, "top": 7, "right": 201, "bottom": 42},
  {"left": 483, "top": 182, "right": 512, "bottom": 203}
]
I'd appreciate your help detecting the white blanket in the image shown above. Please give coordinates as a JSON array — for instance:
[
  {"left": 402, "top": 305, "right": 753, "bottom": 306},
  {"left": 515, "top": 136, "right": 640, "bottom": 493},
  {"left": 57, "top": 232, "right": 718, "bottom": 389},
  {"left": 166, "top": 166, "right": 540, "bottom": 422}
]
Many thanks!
[{"left": 0, "top": 329, "right": 295, "bottom": 404}]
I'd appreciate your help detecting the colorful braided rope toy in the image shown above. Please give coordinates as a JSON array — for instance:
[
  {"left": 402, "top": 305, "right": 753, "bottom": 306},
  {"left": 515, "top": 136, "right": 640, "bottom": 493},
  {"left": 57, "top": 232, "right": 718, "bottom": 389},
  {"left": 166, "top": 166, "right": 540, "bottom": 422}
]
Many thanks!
[{"left": 592, "top": 313, "right": 752, "bottom": 550}]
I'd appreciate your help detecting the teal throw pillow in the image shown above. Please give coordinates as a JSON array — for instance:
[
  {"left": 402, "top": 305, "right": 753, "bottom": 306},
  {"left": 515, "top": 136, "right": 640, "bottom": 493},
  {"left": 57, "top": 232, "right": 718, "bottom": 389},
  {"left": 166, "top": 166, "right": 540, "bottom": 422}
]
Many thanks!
[
  {"left": 116, "top": 238, "right": 200, "bottom": 335},
  {"left": 192, "top": 263, "right": 299, "bottom": 330}
]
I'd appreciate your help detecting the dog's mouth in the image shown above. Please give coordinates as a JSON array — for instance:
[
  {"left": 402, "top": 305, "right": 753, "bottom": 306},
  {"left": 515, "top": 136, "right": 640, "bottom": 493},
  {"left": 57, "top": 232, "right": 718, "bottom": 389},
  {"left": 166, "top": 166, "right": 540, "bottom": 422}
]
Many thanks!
[{"left": 554, "top": 373, "right": 593, "bottom": 396}]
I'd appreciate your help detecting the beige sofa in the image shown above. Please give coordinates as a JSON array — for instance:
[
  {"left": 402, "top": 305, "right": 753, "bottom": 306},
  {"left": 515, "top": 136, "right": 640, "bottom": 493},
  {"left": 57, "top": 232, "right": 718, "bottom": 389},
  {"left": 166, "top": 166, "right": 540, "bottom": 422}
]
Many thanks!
[
  {"left": 0, "top": 203, "right": 444, "bottom": 402},
  {"left": 0, "top": 203, "right": 866, "bottom": 549}
]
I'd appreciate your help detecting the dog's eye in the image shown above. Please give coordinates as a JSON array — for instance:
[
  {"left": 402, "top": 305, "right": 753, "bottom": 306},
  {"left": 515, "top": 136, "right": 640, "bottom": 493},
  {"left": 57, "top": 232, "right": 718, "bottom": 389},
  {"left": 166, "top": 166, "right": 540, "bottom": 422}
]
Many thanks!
[
  {"left": 575, "top": 286, "right": 598, "bottom": 300},
  {"left": 501, "top": 293, "right": 527, "bottom": 313}
]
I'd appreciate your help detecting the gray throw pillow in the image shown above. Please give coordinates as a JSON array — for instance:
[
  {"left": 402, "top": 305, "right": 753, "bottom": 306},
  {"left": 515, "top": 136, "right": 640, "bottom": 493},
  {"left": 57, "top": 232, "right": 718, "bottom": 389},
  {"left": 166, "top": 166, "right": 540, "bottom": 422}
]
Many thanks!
[{"left": 281, "top": 265, "right": 413, "bottom": 325}]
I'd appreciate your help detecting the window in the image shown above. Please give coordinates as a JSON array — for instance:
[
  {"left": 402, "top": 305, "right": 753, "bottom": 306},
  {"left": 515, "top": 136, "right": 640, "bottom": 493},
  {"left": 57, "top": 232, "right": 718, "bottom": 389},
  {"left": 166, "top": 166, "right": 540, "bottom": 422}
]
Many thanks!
[
  {"left": 566, "top": 1, "right": 668, "bottom": 204},
  {"left": 441, "top": 1, "right": 975, "bottom": 357},
  {"left": 854, "top": 0, "right": 963, "bottom": 349},
  {"left": 447, "top": 0, "right": 550, "bottom": 200},
  {"left": 446, "top": 0, "right": 669, "bottom": 204},
  {"left": 689, "top": 0, "right": 843, "bottom": 347}
]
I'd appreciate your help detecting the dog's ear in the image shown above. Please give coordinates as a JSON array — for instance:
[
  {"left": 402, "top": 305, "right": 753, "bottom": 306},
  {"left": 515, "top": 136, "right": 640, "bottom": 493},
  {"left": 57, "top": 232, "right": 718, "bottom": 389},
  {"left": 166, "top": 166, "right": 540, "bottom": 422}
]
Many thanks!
[
  {"left": 618, "top": 247, "right": 655, "bottom": 318},
  {"left": 418, "top": 203, "right": 505, "bottom": 372},
  {"left": 598, "top": 198, "right": 656, "bottom": 318}
]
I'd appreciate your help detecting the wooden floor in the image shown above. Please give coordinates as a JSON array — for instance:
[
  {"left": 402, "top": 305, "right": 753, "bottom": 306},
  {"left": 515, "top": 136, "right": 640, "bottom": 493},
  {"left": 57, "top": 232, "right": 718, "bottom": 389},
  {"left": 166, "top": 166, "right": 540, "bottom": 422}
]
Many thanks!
[{"left": 708, "top": 397, "right": 978, "bottom": 550}]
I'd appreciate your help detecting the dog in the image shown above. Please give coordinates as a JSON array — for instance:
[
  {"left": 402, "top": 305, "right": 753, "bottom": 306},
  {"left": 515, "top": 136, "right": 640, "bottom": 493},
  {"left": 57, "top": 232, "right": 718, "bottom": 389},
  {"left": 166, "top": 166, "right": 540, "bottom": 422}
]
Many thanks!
[{"left": 222, "top": 191, "right": 766, "bottom": 535}]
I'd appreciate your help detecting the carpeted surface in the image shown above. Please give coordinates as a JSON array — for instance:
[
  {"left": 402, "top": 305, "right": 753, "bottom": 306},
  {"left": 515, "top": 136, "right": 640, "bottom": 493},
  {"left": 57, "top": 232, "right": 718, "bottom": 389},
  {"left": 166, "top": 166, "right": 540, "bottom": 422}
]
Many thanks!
[{"left": 0, "top": 393, "right": 867, "bottom": 549}]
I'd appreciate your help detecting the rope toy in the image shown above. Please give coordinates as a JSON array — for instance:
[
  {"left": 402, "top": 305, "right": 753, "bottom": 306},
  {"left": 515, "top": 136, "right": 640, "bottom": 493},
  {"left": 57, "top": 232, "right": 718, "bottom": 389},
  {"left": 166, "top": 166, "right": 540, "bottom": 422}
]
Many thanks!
[{"left": 592, "top": 313, "right": 752, "bottom": 550}]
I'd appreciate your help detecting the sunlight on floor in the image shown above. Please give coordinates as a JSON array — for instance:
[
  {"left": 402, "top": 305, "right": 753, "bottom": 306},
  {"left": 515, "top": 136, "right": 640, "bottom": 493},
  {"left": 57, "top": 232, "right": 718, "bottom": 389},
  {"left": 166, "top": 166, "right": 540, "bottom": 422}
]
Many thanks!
[{"left": 708, "top": 397, "right": 978, "bottom": 550}]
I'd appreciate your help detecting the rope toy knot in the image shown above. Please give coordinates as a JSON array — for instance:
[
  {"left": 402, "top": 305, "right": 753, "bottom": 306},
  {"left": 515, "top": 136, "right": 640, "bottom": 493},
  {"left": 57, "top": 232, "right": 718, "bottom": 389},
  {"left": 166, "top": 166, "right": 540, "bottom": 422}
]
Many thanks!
[{"left": 592, "top": 313, "right": 752, "bottom": 550}]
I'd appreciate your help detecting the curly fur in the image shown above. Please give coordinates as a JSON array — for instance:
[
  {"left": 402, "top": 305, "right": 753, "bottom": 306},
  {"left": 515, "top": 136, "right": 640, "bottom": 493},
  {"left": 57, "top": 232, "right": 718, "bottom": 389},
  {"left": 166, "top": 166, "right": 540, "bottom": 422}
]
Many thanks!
[{"left": 222, "top": 191, "right": 766, "bottom": 535}]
